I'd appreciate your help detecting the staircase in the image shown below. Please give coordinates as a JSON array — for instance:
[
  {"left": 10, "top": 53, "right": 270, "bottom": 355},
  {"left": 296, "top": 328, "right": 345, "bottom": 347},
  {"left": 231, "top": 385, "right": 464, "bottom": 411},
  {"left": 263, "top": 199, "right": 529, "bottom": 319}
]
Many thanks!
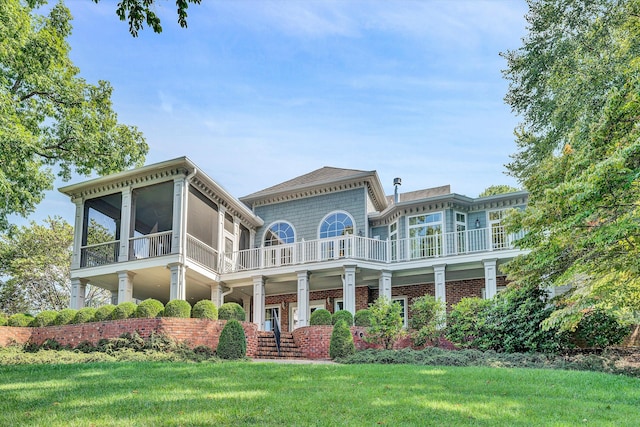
[{"left": 255, "top": 331, "right": 304, "bottom": 359}]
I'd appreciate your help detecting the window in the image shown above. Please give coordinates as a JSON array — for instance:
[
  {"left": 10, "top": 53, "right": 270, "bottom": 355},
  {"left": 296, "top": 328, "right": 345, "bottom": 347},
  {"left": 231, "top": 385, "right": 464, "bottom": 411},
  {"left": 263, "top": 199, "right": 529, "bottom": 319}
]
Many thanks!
[
  {"left": 264, "top": 222, "right": 295, "bottom": 246},
  {"left": 319, "top": 212, "right": 355, "bottom": 259},
  {"left": 265, "top": 305, "right": 280, "bottom": 332},
  {"left": 392, "top": 296, "right": 408, "bottom": 328},
  {"left": 455, "top": 212, "right": 467, "bottom": 254},
  {"left": 319, "top": 212, "right": 354, "bottom": 238},
  {"left": 334, "top": 299, "right": 344, "bottom": 312},
  {"left": 488, "top": 209, "right": 507, "bottom": 249},
  {"left": 390, "top": 221, "right": 398, "bottom": 261},
  {"left": 408, "top": 213, "right": 443, "bottom": 258}
]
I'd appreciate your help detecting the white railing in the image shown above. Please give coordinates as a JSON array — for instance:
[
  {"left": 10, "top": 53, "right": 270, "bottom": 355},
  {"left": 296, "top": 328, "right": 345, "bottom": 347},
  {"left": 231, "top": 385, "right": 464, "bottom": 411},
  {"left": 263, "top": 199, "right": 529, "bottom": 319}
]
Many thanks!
[
  {"left": 129, "top": 231, "right": 172, "bottom": 260},
  {"left": 80, "top": 240, "right": 120, "bottom": 267},
  {"left": 221, "top": 226, "right": 524, "bottom": 273},
  {"left": 186, "top": 234, "right": 219, "bottom": 270}
]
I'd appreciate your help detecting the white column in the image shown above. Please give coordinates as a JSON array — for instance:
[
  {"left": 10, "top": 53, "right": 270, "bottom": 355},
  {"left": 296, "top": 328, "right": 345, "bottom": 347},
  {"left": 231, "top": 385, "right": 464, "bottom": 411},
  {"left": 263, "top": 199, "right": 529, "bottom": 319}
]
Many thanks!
[
  {"left": 253, "top": 276, "right": 265, "bottom": 330},
  {"left": 297, "top": 271, "right": 310, "bottom": 327},
  {"left": 70, "top": 278, "right": 87, "bottom": 309},
  {"left": 249, "top": 229, "right": 256, "bottom": 249},
  {"left": 218, "top": 207, "right": 226, "bottom": 255},
  {"left": 117, "top": 270, "right": 135, "bottom": 303},
  {"left": 343, "top": 265, "right": 357, "bottom": 315},
  {"left": 110, "top": 290, "right": 118, "bottom": 305},
  {"left": 118, "top": 188, "right": 132, "bottom": 262},
  {"left": 434, "top": 264, "right": 446, "bottom": 304},
  {"left": 169, "top": 263, "right": 186, "bottom": 300},
  {"left": 379, "top": 270, "right": 392, "bottom": 301},
  {"left": 483, "top": 259, "right": 498, "bottom": 299},
  {"left": 210, "top": 283, "right": 223, "bottom": 307},
  {"left": 171, "top": 177, "right": 187, "bottom": 255},
  {"left": 242, "top": 296, "right": 251, "bottom": 321},
  {"left": 71, "top": 199, "right": 84, "bottom": 270}
]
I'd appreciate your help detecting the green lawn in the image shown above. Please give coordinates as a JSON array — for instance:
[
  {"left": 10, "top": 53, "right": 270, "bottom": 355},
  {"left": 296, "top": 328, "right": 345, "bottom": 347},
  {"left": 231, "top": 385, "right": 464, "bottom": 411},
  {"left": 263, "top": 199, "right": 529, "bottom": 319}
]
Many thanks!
[{"left": 0, "top": 361, "right": 638, "bottom": 426}]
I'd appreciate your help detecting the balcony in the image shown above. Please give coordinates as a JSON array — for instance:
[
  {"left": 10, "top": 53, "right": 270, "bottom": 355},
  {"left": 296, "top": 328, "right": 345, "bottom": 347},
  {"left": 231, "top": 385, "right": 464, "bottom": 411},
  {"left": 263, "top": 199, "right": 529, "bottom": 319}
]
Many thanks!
[{"left": 222, "top": 226, "right": 525, "bottom": 274}]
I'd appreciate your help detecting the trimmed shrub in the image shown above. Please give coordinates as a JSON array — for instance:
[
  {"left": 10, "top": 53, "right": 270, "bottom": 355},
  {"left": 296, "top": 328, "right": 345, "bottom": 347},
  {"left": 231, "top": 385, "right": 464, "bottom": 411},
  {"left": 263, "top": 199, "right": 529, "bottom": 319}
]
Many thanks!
[
  {"left": 0, "top": 313, "right": 7, "bottom": 326},
  {"left": 192, "top": 300, "right": 218, "bottom": 320},
  {"left": 135, "top": 299, "right": 164, "bottom": 318},
  {"left": 164, "top": 300, "right": 191, "bottom": 318},
  {"left": 354, "top": 309, "right": 372, "bottom": 327},
  {"left": 73, "top": 307, "right": 97, "bottom": 324},
  {"left": 217, "top": 319, "right": 246, "bottom": 359},
  {"left": 309, "top": 308, "right": 332, "bottom": 325},
  {"left": 8, "top": 313, "right": 34, "bottom": 327},
  {"left": 329, "top": 320, "right": 356, "bottom": 359},
  {"left": 111, "top": 302, "right": 137, "bottom": 320},
  {"left": 410, "top": 295, "right": 445, "bottom": 347},
  {"left": 33, "top": 310, "right": 59, "bottom": 327},
  {"left": 94, "top": 304, "right": 116, "bottom": 321},
  {"left": 218, "top": 302, "right": 245, "bottom": 321},
  {"left": 54, "top": 309, "right": 78, "bottom": 325},
  {"left": 332, "top": 310, "right": 354, "bottom": 326}
]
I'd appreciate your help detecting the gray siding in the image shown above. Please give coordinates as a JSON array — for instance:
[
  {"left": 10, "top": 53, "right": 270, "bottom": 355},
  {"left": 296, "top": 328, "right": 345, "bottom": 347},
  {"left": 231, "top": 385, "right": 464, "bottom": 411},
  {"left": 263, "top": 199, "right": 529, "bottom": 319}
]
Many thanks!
[
  {"left": 371, "top": 225, "right": 388, "bottom": 240},
  {"left": 254, "top": 188, "right": 367, "bottom": 245}
]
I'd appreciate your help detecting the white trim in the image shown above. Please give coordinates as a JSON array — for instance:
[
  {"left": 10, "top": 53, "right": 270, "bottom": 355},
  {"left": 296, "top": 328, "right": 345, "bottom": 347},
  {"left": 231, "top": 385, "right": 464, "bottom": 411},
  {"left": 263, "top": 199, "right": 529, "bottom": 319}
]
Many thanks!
[
  {"left": 317, "top": 210, "right": 356, "bottom": 239},
  {"left": 334, "top": 298, "right": 344, "bottom": 312},
  {"left": 392, "top": 295, "right": 408, "bottom": 328}
]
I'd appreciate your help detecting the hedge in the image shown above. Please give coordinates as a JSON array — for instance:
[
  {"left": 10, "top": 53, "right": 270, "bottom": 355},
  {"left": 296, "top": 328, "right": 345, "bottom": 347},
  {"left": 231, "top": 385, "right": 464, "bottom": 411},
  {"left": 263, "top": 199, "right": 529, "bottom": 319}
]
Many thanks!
[
  {"left": 135, "top": 299, "right": 164, "bottom": 318},
  {"left": 332, "top": 310, "right": 353, "bottom": 326},
  {"left": 192, "top": 300, "right": 218, "bottom": 320},
  {"left": 54, "top": 309, "right": 78, "bottom": 326},
  {"left": 73, "top": 307, "right": 97, "bottom": 324},
  {"left": 354, "top": 309, "right": 372, "bottom": 327},
  {"left": 94, "top": 304, "right": 116, "bottom": 321},
  {"left": 8, "top": 313, "right": 34, "bottom": 327},
  {"left": 111, "top": 302, "right": 137, "bottom": 320},
  {"left": 310, "top": 309, "right": 332, "bottom": 325},
  {"left": 164, "top": 300, "right": 191, "bottom": 318},
  {"left": 218, "top": 303, "right": 245, "bottom": 321},
  {"left": 329, "top": 320, "right": 356, "bottom": 359},
  {"left": 33, "top": 310, "right": 58, "bottom": 327},
  {"left": 217, "top": 319, "right": 246, "bottom": 359}
]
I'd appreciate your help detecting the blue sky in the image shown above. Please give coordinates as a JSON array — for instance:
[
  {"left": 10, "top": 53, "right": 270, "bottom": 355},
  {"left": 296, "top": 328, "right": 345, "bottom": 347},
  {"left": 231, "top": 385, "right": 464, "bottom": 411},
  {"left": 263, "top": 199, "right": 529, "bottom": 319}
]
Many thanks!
[{"left": 15, "top": 0, "right": 529, "bottom": 226}]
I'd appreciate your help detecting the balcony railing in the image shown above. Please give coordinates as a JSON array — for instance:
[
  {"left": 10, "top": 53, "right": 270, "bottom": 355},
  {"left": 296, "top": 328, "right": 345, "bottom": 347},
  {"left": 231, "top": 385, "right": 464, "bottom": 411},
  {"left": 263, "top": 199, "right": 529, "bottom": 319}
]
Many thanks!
[
  {"left": 80, "top": 240, "right": 120, "bottom": 267},
  {"left": 220, "top": 226, "right": 525, "bottom": 273},
  {"left": 129, "top": 231, "right": 173, "bottom": 260},
  {"left": 186, "top": 234, "right": 219, "bottom": 271}
]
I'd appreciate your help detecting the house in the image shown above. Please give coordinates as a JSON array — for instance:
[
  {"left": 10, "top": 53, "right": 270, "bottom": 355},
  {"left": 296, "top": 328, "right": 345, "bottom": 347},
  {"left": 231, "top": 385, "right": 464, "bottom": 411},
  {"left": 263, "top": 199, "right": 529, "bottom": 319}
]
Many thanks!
[{"left": 59, "top": 156, "right": 527, "bottom": 332}]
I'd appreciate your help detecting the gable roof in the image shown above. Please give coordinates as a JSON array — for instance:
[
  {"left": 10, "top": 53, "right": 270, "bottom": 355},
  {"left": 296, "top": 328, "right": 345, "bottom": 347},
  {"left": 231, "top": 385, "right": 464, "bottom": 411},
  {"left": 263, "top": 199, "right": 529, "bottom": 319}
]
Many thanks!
[
  {"left": 241, "top": 166, "right": 388, "bottom": 211},
  {"left": 386, "top": 185, "right": 451, "bottom": 204}
]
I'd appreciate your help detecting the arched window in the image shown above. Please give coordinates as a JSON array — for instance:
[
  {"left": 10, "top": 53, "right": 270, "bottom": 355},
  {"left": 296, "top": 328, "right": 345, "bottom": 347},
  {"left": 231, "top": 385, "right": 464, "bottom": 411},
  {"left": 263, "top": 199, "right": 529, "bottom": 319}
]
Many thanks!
[
  {"left": 319, "top": 212, "right": 354, "bottom": 239},
  {"left": 264, "top": 222, "right": 295, "bottom": 246}
]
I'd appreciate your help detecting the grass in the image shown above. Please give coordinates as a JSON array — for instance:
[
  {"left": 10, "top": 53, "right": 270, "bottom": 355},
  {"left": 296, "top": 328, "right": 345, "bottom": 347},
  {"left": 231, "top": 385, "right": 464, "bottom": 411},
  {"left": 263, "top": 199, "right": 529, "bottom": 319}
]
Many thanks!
[{"left": 0, "top": 361, "right": 639, "bottom": 426}]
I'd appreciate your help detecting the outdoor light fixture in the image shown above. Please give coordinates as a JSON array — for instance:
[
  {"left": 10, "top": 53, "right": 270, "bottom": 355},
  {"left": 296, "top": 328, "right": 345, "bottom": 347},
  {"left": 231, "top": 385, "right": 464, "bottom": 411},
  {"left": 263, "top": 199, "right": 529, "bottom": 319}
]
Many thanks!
[{"left": 475, "top": 219, "right": 481, "bottom": 229}]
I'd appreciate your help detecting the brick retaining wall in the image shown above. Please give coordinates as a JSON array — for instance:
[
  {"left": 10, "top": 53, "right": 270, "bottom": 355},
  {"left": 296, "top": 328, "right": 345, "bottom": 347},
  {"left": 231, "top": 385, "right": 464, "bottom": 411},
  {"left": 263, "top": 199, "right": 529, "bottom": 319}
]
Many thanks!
[{"left": 0, "top": 319, "right": 259, "bottom": 357}]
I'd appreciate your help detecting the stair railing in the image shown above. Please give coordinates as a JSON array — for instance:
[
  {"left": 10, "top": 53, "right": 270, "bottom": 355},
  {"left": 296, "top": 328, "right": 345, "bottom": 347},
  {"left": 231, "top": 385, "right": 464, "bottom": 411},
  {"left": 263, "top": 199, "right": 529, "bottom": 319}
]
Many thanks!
[{"left": 272, "top": 308, "right": 282, "bottom": 357}]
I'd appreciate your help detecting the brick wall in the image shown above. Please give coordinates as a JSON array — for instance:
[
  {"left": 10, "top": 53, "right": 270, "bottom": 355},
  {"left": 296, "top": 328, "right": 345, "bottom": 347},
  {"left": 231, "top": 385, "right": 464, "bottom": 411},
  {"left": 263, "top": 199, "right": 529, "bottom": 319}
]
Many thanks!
[
  {"left": 0, "top": 326, "right": 32, "bottom": 347},
  {"left": 0, "top": 319, "right": 259, "bottom": 357},
  {"left": 292, "top": 325, "right": 333, "bottom": 359}
]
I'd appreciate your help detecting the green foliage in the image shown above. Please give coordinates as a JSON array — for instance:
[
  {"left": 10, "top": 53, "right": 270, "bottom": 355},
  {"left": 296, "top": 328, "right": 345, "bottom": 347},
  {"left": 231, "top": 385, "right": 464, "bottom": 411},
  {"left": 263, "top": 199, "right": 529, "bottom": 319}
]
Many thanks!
[
  {"left": 33, "top": 310, "right": 58, "bottom": 327},
  {"left": 0, "top": 217, "right": 110, "bottom": 313},
  {"left": 447, "top": 287, "right": 566, "bottom": 353},
  {"left": 92, "top": 0, "right": 203, "bottom": 37},
  {"left": 111, "top": 302, "right": 137, "bottom": 320},
  {"left": 94, "top": 304, "right": 116, "bottom": 321},
  {"left": 192, "top": 300, "right": 218, "bottom": 320},
  {"left": 7, "top": 313, "right": 34, "bottom": 327},
  {"left": 409, "top": 295, "right": 445, "bottom": 347},
  {"left": 501, "top": 0, "right": 640, "bottom": 330},
  {"left": 478, "top": 185, "right": 520, "bottom": 197},
  {"left": 0, "top": 1, "right": 148, "bottom": 229},
  {"left": 332, "top": 310, "right": 353, "bottom": 326},
  {"left": 54, "top": 308, "right": 77, "bottom": 326},
  {"left": 217, "top": 303, "right": 245, "bottom": 321},
  {"left": 0, "top": 313, "right": 7, "bottom": 326},
  {"left": 135, "top": 299, "right": 164, "bottom": 318},
  {"left": 73, "top": 307, "right": 97, "bottom": 324},
  {"left": 329, "top": 320, "right": 355, "bottom": 359},
  {"left": 163, "top": 300, "right": 191, "bottom": 318},
  {"left": 217, "top": 319, "right": 246, "bottom": 360},
  {"left": 309, "top": 308, "right": 332, "bottom": 325},
  {"left": 570, "top": 309, "right": 630, "bottom": 348},
  {"left": 354, "top": 309, "right": 372, "bottom": 327},
  {"left": 365, "top": 297, "right": 405, "bottom": 350},
  {"left": 446, "top": 297, "right": 492, "bottom": 348}
]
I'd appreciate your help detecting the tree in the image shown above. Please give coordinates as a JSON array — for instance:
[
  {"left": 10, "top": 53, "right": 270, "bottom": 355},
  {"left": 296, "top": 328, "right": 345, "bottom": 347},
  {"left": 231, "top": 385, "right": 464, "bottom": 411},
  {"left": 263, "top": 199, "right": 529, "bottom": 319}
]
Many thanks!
[
  {"left": 409, "top": 295, "right": 445, "bottom": 347},
  {"left": 501, "top": 0, "right": 640, "bottom": 330},
  {"left": 91, "top": 0, "right": 202, "bottom": 37},
  {"left": 478, "top": 185, "right": 520, "bottom": 198},
  {"left": 365, "top": 297, "right": 405, "bottom": 350},
  {"left": 0, "top": 217, "right": 110, "bottom": 314},
  {"left": 0, "top": 0, "right": 148, "bottom": 230}
]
